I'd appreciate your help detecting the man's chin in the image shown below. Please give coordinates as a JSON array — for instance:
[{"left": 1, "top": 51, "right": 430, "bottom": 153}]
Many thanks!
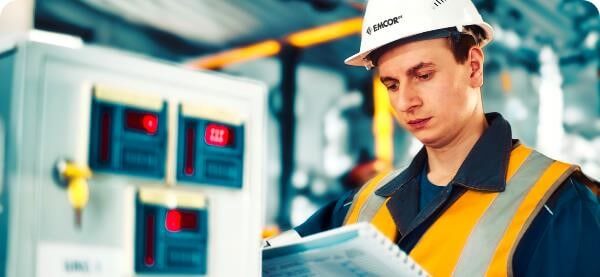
[{"left": 415, "top": 134, "right": 444, "bottom": 149}]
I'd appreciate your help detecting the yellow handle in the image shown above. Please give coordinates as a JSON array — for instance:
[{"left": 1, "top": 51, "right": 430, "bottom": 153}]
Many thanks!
[
  {"left": 62, "top": 163, "right": 92, "bottom": 179},
  {"left": 58, "top": 161, "right": 92, "bottom": 211},
  {"left": 67, "top": 177, "right": 89, "bottom": 209}
]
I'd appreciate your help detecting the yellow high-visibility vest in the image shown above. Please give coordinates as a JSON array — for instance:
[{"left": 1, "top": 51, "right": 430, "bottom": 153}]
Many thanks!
[{"left": 344, "top": 144, "right": 578, "bottom": 276}]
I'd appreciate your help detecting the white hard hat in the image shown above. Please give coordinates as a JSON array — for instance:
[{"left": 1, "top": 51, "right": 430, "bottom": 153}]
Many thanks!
[{"left": 345, "top": 0, "right": 494, "bottom": 69}]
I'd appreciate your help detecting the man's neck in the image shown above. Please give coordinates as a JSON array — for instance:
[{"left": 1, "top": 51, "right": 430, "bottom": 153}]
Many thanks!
[{"left": 425, "top": 113, "right": 488, "bottom": 186}]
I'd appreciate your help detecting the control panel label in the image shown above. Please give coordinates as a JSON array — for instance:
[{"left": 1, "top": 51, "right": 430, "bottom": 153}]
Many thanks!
[{"left": 37, "top": 242, "right": 123, "bottom": 277}]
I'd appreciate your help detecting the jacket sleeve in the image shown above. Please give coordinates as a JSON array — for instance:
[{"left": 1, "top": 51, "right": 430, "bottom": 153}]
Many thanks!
[
  {"left": 294, "top": 189, "right": 357, "bottom": 237},
  {"left": 513, "top": 175, "right": 600, "bottom": 276}
]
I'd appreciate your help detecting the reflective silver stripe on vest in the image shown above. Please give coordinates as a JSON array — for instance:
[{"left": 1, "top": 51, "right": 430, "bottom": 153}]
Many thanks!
[
  {"left": 452, "top": 151, "right": 568, "bottom": 276},
  {"left": 344, "top": 168, "right": 404, "bottom": 224},
  {"left": 357, "top": 169, "right": 403, "bottom": 222}
]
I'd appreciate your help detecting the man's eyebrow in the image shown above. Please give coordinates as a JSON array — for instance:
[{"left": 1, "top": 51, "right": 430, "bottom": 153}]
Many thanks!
[
  {"left": 379, "top": 62, "right": 435, "bottom": 82},
  {"left": 407, "top": 62, "right": 435, "bottom": 75},
  {"left": 380, "top": 76, "right": 397, "bottom": 83}
]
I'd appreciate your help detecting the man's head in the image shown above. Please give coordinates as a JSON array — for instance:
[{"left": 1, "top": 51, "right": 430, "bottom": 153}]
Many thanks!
[{"left": 345, "top": 0, "right": 494, "bottom": 148}]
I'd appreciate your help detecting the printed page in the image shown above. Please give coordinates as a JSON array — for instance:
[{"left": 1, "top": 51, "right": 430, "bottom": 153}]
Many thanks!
[{"left": 263, "top": 223, "right": 429, "bottom": 277}]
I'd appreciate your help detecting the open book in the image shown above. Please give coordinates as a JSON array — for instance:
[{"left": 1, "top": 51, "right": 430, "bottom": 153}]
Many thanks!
[{"left": 263, "top": 223, "right": 429, "bottom": 276}]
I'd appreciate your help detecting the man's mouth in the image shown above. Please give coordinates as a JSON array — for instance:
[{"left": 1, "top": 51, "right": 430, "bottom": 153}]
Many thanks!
[{"left": 407, "top": 117, "right": 432, "bottom": 129}]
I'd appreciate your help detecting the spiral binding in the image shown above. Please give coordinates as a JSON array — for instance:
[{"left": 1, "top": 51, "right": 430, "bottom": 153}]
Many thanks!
[{"left": 360, "top": 224, "right": 430, "bottom": 277}]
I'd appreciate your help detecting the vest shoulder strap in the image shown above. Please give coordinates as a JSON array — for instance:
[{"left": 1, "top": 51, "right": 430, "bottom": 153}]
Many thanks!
[{"left": 343, "top": 167, "right": 404, "bottom": 241}]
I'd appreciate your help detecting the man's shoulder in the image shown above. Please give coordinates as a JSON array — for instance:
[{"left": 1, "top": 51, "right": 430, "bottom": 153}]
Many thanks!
[
  {"left": 546, "top": 171, "right": 599, "bottom": 212},
  {"left": 514, "top": 171, "right": 600, "bottom": 276},
  {"left": 524, "top": 147, "right": 599, "bottom": 208}
]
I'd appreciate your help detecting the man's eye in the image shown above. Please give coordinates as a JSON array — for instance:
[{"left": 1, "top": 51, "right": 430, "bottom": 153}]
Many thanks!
[
  {"left": 417, "top": 73, "right": 432, "bottom": 81},
  {"left": 386, "top": 84, "right": 398, "bottom": 91}
]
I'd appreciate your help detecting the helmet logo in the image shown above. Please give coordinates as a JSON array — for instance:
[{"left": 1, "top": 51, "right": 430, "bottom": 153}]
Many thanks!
[
  {"left": 432, "top": 0, "right": 449, "bottom": 9},
  {"left": 366, "top": 26, "right": 372, "bottom": 35},
  {"left": 370, "top": 15, "right": 404, "bottom": 34}
]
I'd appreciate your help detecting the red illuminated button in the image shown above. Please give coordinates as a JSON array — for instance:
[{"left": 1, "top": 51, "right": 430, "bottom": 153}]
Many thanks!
[
  {"left": 125, "top": 110, "right": 159, "bottom": 135},
  {"left": 165, "top": 209, "right": 198, "bottom": 232},
  {"left": 142, "top": 115, "right": 158, "bottom": 134},
  {"left": 204, "top": 123, "right": 233, "bottom": 147},
  {"left": 166, "top": 210, "right": 182, "bottom": 232}
]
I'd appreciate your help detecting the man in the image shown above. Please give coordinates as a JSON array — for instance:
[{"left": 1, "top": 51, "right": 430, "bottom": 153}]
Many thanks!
[{"left": 267, "top": 0, "right": 600, "bottom": 276}]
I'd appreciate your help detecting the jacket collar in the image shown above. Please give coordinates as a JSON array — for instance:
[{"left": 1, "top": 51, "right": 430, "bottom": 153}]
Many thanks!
[{"left": 376, "top": 112, "right": 513, "bottom": 197}]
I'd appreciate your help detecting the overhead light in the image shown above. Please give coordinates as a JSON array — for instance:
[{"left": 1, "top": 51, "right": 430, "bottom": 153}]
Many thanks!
[
  {"left": 286, "top": 17, "right": 362, "bottom": 48},
  {"left": 28, "top": 29, "right": 83, "bottom": 48}
]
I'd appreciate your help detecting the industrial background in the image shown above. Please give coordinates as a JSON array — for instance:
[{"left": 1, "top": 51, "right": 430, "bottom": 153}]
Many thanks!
[{"left": 0, "top": 0, "right": 598, "bottom": 276}]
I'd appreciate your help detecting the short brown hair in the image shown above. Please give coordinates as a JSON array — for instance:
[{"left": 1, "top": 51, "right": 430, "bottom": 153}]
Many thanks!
[{"left": 449, "top": 25, "right": 487, "bottom": 64}]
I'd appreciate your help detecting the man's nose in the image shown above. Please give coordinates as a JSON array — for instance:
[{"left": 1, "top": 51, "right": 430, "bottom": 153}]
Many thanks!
[{"left": 393, "top": 83, "right": 421, "bottom": 113}]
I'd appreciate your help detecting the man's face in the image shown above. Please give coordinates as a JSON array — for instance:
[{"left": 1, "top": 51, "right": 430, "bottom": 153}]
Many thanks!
[{"left": 378, "top": 38, "right": 483, "bottom": 148}]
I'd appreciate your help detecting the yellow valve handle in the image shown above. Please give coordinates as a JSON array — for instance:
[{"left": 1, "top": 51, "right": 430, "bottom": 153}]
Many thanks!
[
  {"left": 67, "top": 177, "right": 89, "bottom": 210},
  {"left": 55, "top": 161, "right": 93, "bottom": 228},
  {"left": 62, "top": 163, "right": 92, "bottom": 180}
]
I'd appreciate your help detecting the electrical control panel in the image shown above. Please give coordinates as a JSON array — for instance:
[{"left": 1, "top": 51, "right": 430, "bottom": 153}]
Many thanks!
[
  {"left": 177, "top": 105, "right": 245, "bottom": 188},
  {"left": 135, "top": 189, "right": 209, "bottom": 274},
  {"left": 89, "top": 90, "right": 168, "bottom": 178},
  {"left": 0, "top": 38, "right": 267, "bottom": 277}
]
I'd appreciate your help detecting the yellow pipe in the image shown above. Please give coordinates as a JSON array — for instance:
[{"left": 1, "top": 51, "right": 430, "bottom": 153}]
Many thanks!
[
  {"left": 188, "top": 17, "right": 363, "bottom": 69},
  {"left": 286, "top": 17, "right": 363, "bottom": 48},
  {"left": 373, "top": 74, "right": 394, "bottom": 165},
  {"left": 187, "top": 40, "right": 282, "bottom": 70}
]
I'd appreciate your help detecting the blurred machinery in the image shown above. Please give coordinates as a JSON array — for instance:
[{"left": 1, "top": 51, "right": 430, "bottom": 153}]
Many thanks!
[
  {"left": 0, "top": 37, "right": 267, "bottom": 276},
  {"left": 32, "top": 0, "right": 600, "bottom": 230}
]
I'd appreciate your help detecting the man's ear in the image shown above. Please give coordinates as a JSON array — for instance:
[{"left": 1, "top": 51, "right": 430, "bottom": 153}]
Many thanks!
[{"left": 469, "top": 46, "right": 484, "bottom": 88}]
